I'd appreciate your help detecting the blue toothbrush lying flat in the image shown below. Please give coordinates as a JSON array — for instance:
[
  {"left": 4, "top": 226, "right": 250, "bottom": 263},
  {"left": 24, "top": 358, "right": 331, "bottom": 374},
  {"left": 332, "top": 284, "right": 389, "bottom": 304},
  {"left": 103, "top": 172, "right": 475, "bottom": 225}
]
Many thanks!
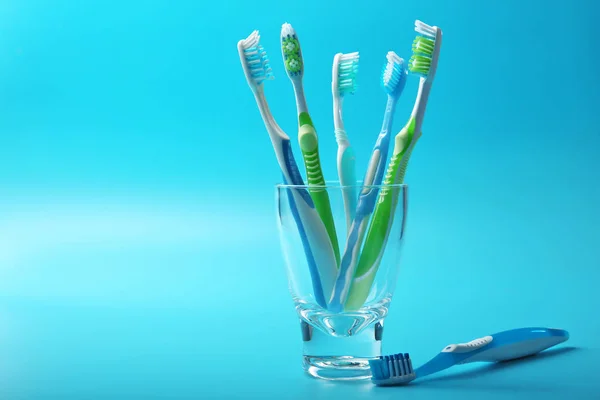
[{"left": 369, "top": 327, "right": 570, "bottom": 386}]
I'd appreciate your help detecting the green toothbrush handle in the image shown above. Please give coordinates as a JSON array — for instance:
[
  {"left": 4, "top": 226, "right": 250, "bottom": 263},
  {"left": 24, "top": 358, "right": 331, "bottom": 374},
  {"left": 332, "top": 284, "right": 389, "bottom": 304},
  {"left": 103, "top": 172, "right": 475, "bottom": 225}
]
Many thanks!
[
  {"left": 344, "top": 156, "right": 402, "bottom": 310},
  {"left": 345, "top": 124, "right": 419, "bottom": 310},
  {"left": 299, "top": 123, "right": 341, "bottom": 267}
]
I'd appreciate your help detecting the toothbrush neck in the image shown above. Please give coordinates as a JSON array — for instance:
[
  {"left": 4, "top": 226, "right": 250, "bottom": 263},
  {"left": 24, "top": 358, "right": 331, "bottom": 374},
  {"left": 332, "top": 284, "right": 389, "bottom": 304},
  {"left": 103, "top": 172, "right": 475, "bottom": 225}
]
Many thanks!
[
  {"left": 379, "top": 95, "right": 397, "bottom": 136},
  {"left": 254, "top": 86, "right": 288, "bottom": 140},
  {"left": 333, "top": 95, "right": 344, "bottom": 132},
  {"left": 293, "top": 80, "right": 309, "bottom": 117},
  {"left": 411, "top": 78, "right": 432, "bottom": 134},
  {"left": 255, "top": 86, "right": 273, "bottom": 124}
]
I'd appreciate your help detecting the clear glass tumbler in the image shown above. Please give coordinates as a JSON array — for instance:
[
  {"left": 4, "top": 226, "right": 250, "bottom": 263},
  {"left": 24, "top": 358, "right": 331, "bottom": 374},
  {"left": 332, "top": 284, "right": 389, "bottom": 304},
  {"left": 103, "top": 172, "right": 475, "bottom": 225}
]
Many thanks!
[{"left": 276, "top": 182, "right": 408, "bottom": 380}]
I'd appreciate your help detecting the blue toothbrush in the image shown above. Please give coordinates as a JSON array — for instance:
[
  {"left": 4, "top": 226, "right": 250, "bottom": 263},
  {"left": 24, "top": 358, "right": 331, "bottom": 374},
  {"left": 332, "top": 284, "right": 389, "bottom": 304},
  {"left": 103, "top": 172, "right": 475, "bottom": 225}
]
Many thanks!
[
  {"left": 369, "top": 327, "right": 570, "bottom": 386},
  {"left": 328, "top": 52, "right": 408, "bottom": 312}
]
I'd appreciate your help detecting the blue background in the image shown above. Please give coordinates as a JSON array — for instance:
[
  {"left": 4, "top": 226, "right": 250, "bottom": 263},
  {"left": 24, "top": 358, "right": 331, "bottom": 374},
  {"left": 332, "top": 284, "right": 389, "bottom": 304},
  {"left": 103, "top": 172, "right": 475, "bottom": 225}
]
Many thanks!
[{"left": 1, "top": 0, "right": 599, "bottom": 398}]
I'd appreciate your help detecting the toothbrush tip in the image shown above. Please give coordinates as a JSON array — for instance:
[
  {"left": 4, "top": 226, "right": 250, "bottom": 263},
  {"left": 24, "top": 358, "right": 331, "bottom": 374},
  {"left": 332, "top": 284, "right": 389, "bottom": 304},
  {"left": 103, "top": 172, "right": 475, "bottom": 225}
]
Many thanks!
[{"left": 281, "top": 22, "right": 296, "bottom": 37}]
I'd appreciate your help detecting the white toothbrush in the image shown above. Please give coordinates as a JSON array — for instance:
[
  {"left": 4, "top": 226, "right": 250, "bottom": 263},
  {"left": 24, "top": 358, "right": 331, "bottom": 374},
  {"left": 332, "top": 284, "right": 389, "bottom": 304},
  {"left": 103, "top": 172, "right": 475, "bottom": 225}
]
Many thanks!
[{"left": 332, "top": 52, "right": 359, "bottom": 232}]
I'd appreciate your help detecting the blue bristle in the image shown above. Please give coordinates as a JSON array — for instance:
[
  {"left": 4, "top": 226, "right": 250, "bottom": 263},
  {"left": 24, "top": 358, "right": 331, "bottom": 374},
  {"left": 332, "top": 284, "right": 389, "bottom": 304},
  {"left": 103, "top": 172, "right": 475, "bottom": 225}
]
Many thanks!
[
  {"left": 369, "top": 360, "right": 380, "bottom": 379},
  {"left": 337, "top": 52, "right": 359, "bottom": 95},
  {"left": 370, "top": 353, "right": 416, "bottom": 385},
  {"left": 381, "top": 52, "right": 407, "bottom": 96},
  {"left": 243, "top": 44, "right": 273, "bottom": 84},
  {"left": 399, "top": 354, "right": 407, "bottom": 375},
  {"left": 381, "top": 356, "right": 388, "bottom": 378},
  {"left": 370, "top": 352, "right": 414, "bottom": 380}
]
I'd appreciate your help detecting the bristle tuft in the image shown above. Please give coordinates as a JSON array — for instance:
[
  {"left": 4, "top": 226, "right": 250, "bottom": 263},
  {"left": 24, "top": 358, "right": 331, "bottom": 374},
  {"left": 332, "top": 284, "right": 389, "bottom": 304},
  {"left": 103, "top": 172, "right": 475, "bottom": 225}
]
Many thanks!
[
  {"left": 281, "top": 23, "right": 303, "bottom": 77},
  {"left": 369, "top": 352, "right": 416, "bottom": 386},
  {"left": 337, "top": 52, "right": 359, "bottom": 95},
  {"left": 381, "top": 51, "right": 407, "bottom": 95},
  {"left": 240, "top": 30, "right": 273, "bottom": 85},
  {"left": 415, "top": 20, "right": 436, "bottom": 38},
  {"left": 409, "top": 20, "right": 439, "bottom": 77}
]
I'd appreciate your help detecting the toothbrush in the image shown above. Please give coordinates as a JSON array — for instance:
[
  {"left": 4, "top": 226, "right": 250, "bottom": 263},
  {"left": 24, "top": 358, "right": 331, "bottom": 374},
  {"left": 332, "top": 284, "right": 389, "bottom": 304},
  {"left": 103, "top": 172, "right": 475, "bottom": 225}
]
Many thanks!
[
  {"left": 345, "top": 20, "right": 442, "bottom": 311},
  {"left": 328, "top": 52, "right": 408, "bottom": 312},
  {"left": 281, "top": 23, "right": 341, "bottom": 268},
  {"left": 332, "top": 52, "right": 360, "bottom": 232},
  {"left": 238, "top": 30, "right": 338, "bottom": 308},
  {"left": 369, "top": 327, "right": 570, "bottom": 386}
]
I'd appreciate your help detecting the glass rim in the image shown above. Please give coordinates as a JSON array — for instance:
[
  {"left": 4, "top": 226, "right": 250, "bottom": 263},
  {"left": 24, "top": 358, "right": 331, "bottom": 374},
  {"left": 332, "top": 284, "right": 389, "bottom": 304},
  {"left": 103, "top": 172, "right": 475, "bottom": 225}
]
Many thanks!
[{"left": 275, "top": 181, "right": 408, "bottom": 189}]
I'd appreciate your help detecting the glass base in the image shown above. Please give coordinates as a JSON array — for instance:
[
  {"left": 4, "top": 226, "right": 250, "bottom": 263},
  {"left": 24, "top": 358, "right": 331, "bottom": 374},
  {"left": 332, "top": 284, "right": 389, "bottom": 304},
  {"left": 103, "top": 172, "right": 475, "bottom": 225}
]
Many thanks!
[
  {"left": 302, "top": 356, "right": 373, "bottom": 380},
  {"left": 300, "top": 319, "right": 382, "bottom": 380}
]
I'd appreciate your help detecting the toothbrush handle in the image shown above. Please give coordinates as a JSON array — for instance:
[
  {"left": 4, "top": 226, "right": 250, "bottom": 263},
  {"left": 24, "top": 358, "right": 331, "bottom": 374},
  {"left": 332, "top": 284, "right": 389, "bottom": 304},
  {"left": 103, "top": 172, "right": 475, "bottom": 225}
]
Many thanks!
[
  {"left": 456, "top": 328, "right": 570, "bottom": 364},
  {"left": 300, "top": 124, "right": 341, "bottom": 267},
  {"left": 415, "top": 328, "right": 570, "bottom": 379},
  {"left": 283, "top": 178, "right": 328, "bottom": 308},
  {"left": 328, "top": 212, "right": 369, "bottom": 311},
  {"left": 280, "top": 140, "right": 329, "bottom": 308},
  {"left": 344, "top": 154, "right": 403, "bottom": 310},
  {"left": 329, "top": 99, "right": 398, "bottom": 312},
  {"left": 252, "top": 90, "right": 336, "bottom": 308},
  {"left": 336, "top": 129, "right": 357, "bottom": 232},
  {"left": 345, "top": 121, "right": 419, "bottom": 310}
]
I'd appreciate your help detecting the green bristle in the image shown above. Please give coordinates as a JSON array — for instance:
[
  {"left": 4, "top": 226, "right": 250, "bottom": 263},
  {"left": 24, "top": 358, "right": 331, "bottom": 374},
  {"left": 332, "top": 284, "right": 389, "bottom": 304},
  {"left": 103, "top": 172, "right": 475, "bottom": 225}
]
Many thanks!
[
  {"left": 412, "top": 36, "right": 434, "bottom": 56},
  {"left": 409, "top": 33, "right": 436, "bottom": 76}
]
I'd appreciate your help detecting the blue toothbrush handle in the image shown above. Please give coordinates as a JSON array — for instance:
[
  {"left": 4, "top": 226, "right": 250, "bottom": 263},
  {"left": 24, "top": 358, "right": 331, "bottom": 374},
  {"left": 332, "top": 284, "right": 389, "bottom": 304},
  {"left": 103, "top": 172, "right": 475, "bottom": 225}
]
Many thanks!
[
  {"left": 415, "top": 327, "right": 570, "bottom": 379},
  {"left": 327, "top": 184, "right": 384, "bottom": 312},
  {"left": 328, "top": 131, "right": 393, "bottom": 312},
  {"left": 281, "top": 175, "right": 327, "bottom": 308},
  {"left": 327, "top": 212, "right": 367, "bottom": 311},
  {"left": 280, "top": 140, "right": 331, "bottom": 308}
]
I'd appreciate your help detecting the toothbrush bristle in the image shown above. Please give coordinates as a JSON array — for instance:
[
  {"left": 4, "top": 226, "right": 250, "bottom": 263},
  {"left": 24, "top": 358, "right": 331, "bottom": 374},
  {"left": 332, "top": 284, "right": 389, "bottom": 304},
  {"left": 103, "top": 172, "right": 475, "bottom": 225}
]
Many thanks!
[
  {"left": 409, "top": 20, "right": 439, "bottom": 77},
  {"left": 409, "top": 54, "right": 432, "bottom": 76},
  {"left": 281, "top": 22, "right": 303, "bottom": 77},
  {"left": 415, "top": 20, "right": 437, "bottom": 38},
  {"left": 281, "top": 22, "right": 296, "bottom": 38},
  {"left": 337, "top": 52, "right": 359, "bottom": 95},
  {"left": 412, "top": 36, "right": 435, "bottom": 56},
  {"left": 381, "top": 51, "right": 407, "bottom": 95},
  {"left": 369, "top": 352, "right": 416, "bottom": 386},
  {"left": 240, "top": 30, "right": 274, "bottom": 85}
]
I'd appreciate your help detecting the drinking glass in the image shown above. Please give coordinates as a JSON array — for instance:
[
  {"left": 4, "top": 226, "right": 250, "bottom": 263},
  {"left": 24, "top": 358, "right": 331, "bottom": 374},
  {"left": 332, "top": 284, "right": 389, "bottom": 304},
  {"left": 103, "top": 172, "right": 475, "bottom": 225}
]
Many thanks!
[{"left": 276, "top": 182, "right": 408, "bottom": 380}]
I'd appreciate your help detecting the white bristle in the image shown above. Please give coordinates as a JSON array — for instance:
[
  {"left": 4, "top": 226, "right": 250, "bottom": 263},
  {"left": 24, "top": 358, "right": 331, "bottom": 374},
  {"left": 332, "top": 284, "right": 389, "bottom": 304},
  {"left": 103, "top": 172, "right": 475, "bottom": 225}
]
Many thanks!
[
  {"left": 337, "top": 52, "right": 359, "bottom": 94},
  {"left": 415, "top": 20, "right": 437, "bottom": 38},
  {"left": 382, "top": 51, "right": 402, "bottom": 86},
  {"left": 339, "top": 51, "right": 359, "bottom": 62},
  {"left": 281, "top": 22, "right": 295, "bottom": 37},
  {"left": 386, "top": 51, "right": 402, "bottom": 65},
  {"left": 240, "top": 30, "right": 260, "bottom": 50},
  {"left": 239, "top": 30, "right": 273, "bottom": 84}
]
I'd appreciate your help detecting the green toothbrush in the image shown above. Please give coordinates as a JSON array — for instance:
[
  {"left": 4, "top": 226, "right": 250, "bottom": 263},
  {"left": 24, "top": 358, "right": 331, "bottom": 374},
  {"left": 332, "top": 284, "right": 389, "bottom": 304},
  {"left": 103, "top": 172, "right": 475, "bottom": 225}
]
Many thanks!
[
  {"left": 281, "top": 22, "right": 341, "bottom": 267},
  {"left": 345, "top": 20, "right": 443, "bottom": 310}
]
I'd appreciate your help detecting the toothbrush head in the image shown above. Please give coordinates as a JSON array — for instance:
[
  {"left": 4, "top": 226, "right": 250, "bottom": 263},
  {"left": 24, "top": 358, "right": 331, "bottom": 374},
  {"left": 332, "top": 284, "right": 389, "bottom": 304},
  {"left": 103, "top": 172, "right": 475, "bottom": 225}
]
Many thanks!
[
  {"left": 369, "top": 353, "right": 417, "bottom": 386},
  {"left": 238, "top": 30, "right": 274, "bottom": 89},
  {"left": 333, "top": 52, "right": 360, "bottom": 96},
  {"left": 409, "top": 20, "right": 442, "bottom": 81},
  {"left": 281, "top": 23, "right": 304, "bottom": 78},
  {"left": 381, "top": 51, "right": 407, "bottom": 97}
]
